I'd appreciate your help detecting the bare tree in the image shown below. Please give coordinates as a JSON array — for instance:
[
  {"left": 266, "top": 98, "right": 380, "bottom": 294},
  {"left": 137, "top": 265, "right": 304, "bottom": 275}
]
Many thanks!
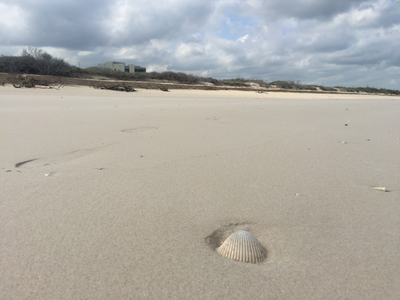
[{"left": 20, "top": 47, "right": 72, "bottom": 76}]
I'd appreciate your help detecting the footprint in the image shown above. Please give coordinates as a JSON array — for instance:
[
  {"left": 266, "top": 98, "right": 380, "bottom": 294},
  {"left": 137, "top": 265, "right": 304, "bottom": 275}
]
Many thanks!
[
  {"left": 14, "top": 144, "right": 112, "bottom": 168},
  {"left": 121, "top": 127, "right": 158, "bottom": 133},
  {"left": 15, "top": 159, "right": 38, "bottom": 168}
]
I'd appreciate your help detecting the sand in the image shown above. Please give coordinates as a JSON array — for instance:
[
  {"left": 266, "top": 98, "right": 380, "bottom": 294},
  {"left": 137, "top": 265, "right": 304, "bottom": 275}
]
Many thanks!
[{"left": 1, "top": 86, "right": 399, "bottom": 299}]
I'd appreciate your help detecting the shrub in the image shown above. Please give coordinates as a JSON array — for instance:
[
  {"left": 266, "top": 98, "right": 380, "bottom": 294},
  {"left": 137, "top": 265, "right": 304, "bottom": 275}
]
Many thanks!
[{"left": 0, "top": 47, "right": 73, "bottom": 76}]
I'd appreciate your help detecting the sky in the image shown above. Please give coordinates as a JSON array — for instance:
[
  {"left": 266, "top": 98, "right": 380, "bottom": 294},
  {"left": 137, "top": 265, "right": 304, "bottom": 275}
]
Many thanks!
[{"left": 0, "top": 0, "right": 399, "bottom": 88}]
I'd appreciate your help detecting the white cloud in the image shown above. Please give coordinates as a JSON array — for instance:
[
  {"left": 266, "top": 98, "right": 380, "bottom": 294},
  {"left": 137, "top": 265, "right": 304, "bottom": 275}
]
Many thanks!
[
  {"left": 176, "top": 43, "right": 205, "bottom": 58},
  {"left": 237, "top": 34, "right": 249, "bottom": 43},
  {"left": 146, "top": 64, "right": 169, "bottom": 72}
]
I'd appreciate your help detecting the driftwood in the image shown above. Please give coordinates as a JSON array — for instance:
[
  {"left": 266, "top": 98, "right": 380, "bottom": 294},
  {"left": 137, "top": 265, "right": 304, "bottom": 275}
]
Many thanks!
[
  {"left": 159, "top": 86, "right": 169, "bottom": 92},
  {"left": 12, "top": 77, "right": 64, "bottom": 89},
  {"left": 92, "top": 83, "right": 136, "bottom": 92}
]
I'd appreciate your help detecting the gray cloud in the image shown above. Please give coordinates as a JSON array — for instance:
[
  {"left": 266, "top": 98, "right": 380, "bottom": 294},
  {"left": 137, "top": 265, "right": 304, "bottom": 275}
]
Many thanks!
[
  {"left": 242, "top": 0, "right": 368, "bottom": 20},
  {"left": 0, "top": 0, "right": 110, "bottom": 49}
]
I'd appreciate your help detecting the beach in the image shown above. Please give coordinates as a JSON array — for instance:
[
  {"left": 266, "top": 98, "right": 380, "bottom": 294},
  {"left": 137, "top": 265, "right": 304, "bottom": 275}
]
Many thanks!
[{"left": 1, "top": 85, "right": 399, "bottom": 299}]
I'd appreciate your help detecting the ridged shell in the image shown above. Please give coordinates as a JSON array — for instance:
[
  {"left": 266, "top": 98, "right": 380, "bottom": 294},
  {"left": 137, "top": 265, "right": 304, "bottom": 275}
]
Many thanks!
[{"left": 217, "top": 231, "right": 266, "bottom": 264}]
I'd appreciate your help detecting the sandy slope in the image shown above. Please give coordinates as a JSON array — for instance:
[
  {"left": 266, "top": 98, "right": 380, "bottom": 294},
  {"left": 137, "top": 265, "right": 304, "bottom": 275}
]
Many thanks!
[{"left": 1, "top": 86, "right": 399, "bottom": 299}]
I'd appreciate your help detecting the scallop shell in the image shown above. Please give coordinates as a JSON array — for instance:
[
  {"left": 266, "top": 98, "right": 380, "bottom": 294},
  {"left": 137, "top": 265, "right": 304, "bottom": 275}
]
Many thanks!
[{"left": 217, "top": 231, "right": 266, "bottom": 264}]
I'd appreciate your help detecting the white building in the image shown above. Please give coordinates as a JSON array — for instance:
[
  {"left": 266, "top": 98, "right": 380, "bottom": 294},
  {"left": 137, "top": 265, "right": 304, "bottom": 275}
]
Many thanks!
[{"left": 97, "top": 61, "right": 146, "bottom": 73}]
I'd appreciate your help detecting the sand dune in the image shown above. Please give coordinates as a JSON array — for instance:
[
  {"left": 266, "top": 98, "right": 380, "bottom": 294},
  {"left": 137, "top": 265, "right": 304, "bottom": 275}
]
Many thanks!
[{"left": 1, "top": 86, "right": 399, "bottom": 299}]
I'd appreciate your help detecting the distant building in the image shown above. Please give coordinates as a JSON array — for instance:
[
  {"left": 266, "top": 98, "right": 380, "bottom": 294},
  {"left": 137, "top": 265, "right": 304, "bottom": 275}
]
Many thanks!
[{"left": 98, "top": 61, "right": 146, "bottom": 73}]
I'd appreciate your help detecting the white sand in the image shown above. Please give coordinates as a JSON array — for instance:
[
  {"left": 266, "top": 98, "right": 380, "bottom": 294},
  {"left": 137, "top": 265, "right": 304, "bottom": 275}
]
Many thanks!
[{"left": 1, "top": 86, "right": 399, "bottom": 299}]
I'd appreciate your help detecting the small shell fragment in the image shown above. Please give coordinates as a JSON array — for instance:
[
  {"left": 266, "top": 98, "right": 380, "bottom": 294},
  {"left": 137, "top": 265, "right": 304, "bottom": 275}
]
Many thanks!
[
  {"left": 217, "top": 231, "right": 266, "bottom": 264},
  {"left": 373, "top": 187, "right": 387, "bottom": 192}
]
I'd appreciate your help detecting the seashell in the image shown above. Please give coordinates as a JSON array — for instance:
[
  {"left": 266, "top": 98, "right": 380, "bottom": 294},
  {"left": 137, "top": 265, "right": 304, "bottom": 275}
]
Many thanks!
[
  {"left": 373, "top": 187, "right": 387, "bottom": 192},
  {"left": 217, "top": 231, "right": 266, "bottom": 264}
]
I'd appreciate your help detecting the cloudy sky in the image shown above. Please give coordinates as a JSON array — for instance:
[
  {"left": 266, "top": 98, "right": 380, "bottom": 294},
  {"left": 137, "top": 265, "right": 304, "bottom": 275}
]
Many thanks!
[{"left": 1, "top": 0, "right": 399, "bottom": 88}]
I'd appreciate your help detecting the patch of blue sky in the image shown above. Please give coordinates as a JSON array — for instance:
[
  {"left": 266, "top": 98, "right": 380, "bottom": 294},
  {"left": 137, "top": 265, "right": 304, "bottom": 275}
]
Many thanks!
[{"left": 216, "top": 13, "right": 257, "bottom": 41}]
